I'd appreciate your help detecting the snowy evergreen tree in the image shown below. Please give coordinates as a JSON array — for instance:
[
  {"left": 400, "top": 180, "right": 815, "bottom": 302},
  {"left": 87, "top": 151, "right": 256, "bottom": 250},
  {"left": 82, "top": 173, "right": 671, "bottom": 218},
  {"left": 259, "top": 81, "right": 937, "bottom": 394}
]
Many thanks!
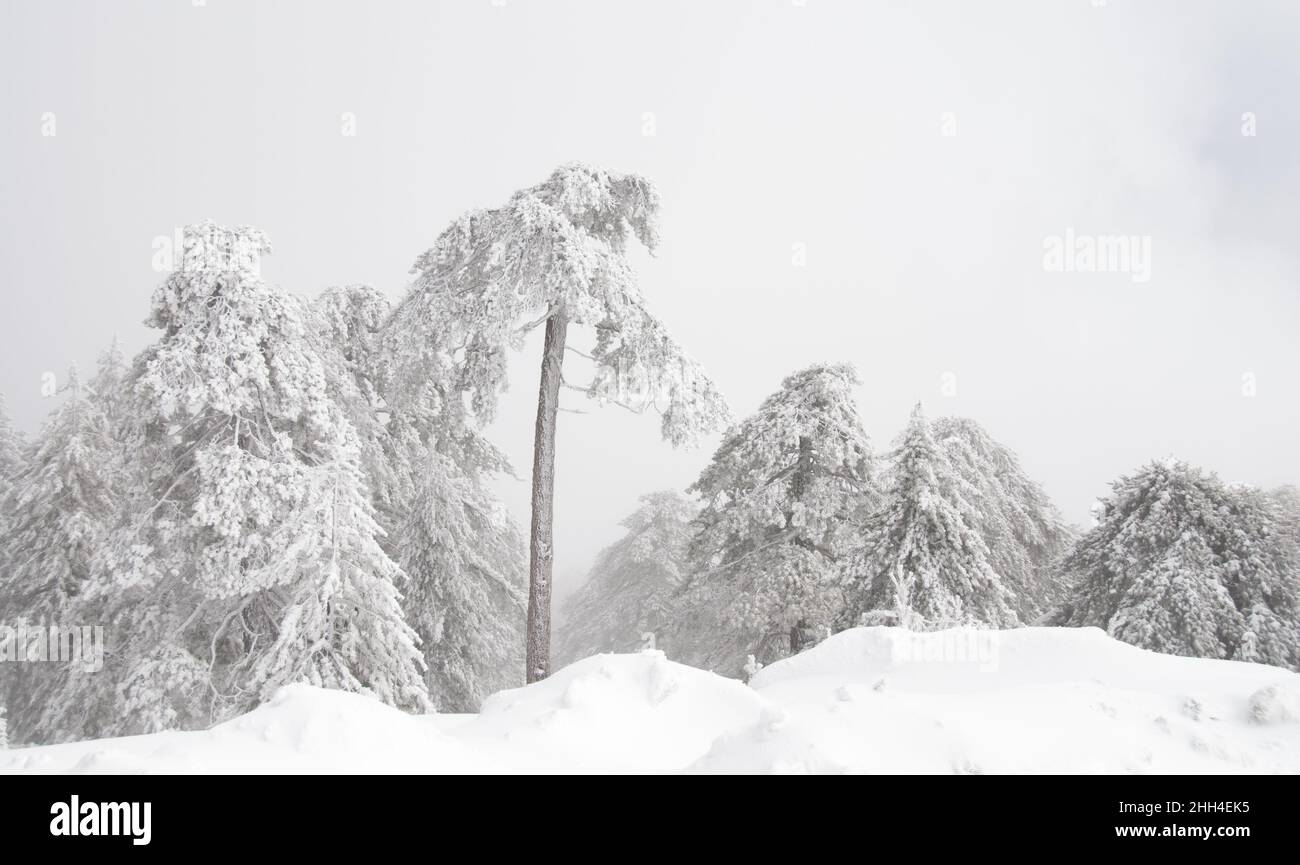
[
  {"left": 307, "top": 285, "right": 396, "bottom": 511},
  {"left": 930, "top": 416, "right": 1074, "bottom": 619},
  {"left": 88, "top": 336, "right": 131, "bottom": 432},
  {"left": 0, "top": 365, "right": 118, "bottom": 624},
  {"left": 669, "top": 363, "right": 876, "bottom": 673},
  {"left": 35, "top": 222, "right": 429, "bottom": 742},
  {"left": 0, "top": 392, "right": 29, "bottom": 613},
  {"left": 235, "top": 428, "right": 429, "bottom": 706},
  {"left": 396, "top": 448, "right": 526, "bottom": 711},
  {"left": 1269, "top": 485, "right": 1300, "bottom": 551},
  {"left": 390, "top": 164, "right": 730, "bottom": 681},
  {"left": 0, "top": 363, "right": 122, "bottom": 743},
  {"left": 556, "top": 490, "right": 697, "bottom": 665},
  {"left": 309, "top": 283, "right": 527, "bottom": 713},
  {"left": 1057, "top": 460, "right": 1299, "bottom": 670},
  {"left": 846, "top": 403, "right": 1020, "bottom": 629}
]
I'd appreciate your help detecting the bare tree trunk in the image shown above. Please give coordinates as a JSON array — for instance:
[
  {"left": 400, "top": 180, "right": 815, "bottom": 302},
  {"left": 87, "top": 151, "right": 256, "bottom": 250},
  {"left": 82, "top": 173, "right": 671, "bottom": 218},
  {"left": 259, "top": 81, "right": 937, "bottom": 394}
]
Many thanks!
[{"left": 526, "top": 307, "right": 568, "bottom": 683}]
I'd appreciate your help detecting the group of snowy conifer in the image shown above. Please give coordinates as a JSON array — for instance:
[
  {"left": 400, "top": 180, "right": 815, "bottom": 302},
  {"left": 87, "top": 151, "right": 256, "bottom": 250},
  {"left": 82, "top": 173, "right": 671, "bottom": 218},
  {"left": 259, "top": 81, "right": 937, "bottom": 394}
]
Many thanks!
[
  {"left": 0, "top": 222, "right": 530, "bottom": 745},
  {"left": 559, "top": 366, "right": 1300, "bottom": 676},
  {"left": 0, "top": 164, "right": 733, "bottom": 745}
]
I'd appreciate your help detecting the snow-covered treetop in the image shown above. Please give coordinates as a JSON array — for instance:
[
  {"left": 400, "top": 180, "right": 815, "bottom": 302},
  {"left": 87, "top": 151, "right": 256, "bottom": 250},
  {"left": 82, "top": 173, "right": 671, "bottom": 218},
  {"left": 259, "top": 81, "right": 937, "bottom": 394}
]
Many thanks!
[
  {"left": 691, "top": 362, "right": 875, "bottom": 562},
  {"left": 179, "top": 218, "right": 271, "bottom": 276},
  {"left": 392, "top": 163, "right": 730, "bottom": 446},
  {"left": 145, "top": 220, "right": 274, "bottom": 337},
  {"left": 139, "top": 221, "right": 328, "bottom": 431},
  {"left": 1097, "top": 459, "right": 1219, "bottom": 531},
  {"left": 312, "top": 285, "right": 390, "bottom": 370},
  {"left": 408, "top": 164, "right": 659, "bottom": 324},
  {"left": 92, "top": 335, "right": 126, "bottom": 386},
  {"left": 694, "top": 363, "right": 872, "bottom": 502},
  {"left": 1067, "top": 457, "right": 1296, "bottom": 599},
  {"left": 870, "top": 403, "right": 975, "bottom": 536}
]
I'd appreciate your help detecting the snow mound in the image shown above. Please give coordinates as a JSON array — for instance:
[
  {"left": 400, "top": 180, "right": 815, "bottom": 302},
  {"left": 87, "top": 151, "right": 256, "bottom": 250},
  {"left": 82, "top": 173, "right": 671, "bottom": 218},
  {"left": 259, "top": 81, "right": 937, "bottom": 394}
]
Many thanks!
[
  {"left": 1248, "top": 684, "right": 1300, "bottom": 725},
  {"left": 2, "top": 629, "right": 1297, "bottom": 773},
  {"left": 1, "top": 684, "right": 481, "bottom": 774},
  {"left": 752, "top": 626, "right": 1289, "bottom": 696},
  {"left": 746, "top": 627, "right": 1300, "bottom": 773},
  {"left": 202, "top": 684, "right": 480, "bottom": 772},
  {"left": 458, "top": 650, "right": 769, "bottom": 772}
]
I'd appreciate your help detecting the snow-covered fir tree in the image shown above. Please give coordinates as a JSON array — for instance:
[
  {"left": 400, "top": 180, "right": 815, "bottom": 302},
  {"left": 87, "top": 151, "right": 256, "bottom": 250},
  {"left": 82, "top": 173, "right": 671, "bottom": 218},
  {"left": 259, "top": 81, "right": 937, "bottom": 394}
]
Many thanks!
[
  {"left": 556, "top": 490, "right": 697, "bottom": 665},
  {"left": 1227, "top": 483, "right": 1300, "bottom": 668},
  {"left": 37, "top": 222, "right": 429, "bottom": 742},
  {"left": 235, "top": 427, "right": 429, "bottom": 706},
  {"left": 310, "top": 283, "right": 527, "bottom": 712},
  {"left": 846, "top": 403, "right": 1020, "bottom": 629},
  {"left": 0, "top": 363, "right": 122, "bottom": 743},
  {"left": 669, "top": 363, "right": 876, "bottom": 673},
  {"left": 389, "top": 163, "right": 730, "bottom": 681},
  {"left": 1056, "top": 459, "right": 1299, "bottom": 670},
  {"left": 395, "top": 447, "right": 526, "bottom": 711},
  {"left": 307, "top": 285, "right": 396, "bottom": 511},
  {"left": 1269, "top": 485, "right": 1300, "bottom": 550},
  {"left": 0, "top": 391, "right": 28, "bottom": 610},
  {"left": 88, "top": 336, "right": 131, "bottom": 432},
  {"left": 930, "top": 416, "right": 1074, "bottom": 619},
  {"left": 0, "top": 365, "right": 118, "bottom": 624}
]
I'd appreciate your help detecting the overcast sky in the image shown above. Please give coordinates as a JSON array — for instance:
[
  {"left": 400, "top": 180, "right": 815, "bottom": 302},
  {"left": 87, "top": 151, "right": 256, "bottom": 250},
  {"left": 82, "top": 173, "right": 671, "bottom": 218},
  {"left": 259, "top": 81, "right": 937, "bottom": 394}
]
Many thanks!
[{"left": 3, "top": 0, "right": 1298, "bottom": 598}]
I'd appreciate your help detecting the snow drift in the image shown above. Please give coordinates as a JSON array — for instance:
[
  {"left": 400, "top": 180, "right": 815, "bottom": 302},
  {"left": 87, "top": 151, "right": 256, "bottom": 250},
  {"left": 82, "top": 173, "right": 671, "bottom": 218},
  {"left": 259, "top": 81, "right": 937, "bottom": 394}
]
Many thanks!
[{"left": 2, "top": 627, "right": 1297, "bottom": 774}]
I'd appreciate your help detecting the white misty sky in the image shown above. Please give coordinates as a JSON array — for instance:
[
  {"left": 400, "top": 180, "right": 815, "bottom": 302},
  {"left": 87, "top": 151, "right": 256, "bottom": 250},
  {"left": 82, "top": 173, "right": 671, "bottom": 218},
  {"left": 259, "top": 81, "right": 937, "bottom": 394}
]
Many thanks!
[{"left": 2, "top": 0, "right": 1298, "bottom": 599}]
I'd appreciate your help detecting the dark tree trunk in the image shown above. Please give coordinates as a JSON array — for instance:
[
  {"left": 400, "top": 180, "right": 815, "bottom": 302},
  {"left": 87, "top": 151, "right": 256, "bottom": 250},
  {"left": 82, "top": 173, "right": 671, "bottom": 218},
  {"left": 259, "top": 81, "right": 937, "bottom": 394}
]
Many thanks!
[
  {"left": 526, "top": 308, "right": 568, "bottom": 683},
  {"left": 792, "top": 434, "right": 813, "bottom": 501},
  {"left": 789, "top": 434, "right": 814, "bottom": 553}
]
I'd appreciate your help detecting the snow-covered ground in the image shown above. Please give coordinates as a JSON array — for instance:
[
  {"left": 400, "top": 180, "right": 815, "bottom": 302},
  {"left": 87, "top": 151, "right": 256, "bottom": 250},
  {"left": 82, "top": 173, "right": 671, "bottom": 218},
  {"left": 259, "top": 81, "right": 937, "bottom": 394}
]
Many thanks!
[{"left": 3, "top": 627, "right": 1297, "bottom": 774}]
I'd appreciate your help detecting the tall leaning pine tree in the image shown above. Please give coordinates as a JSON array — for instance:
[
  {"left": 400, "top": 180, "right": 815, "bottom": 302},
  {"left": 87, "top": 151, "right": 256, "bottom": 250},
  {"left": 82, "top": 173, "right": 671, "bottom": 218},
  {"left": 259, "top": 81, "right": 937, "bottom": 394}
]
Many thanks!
[{"left": 390, "top": 165, "right": 730, "bottom": 681}]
